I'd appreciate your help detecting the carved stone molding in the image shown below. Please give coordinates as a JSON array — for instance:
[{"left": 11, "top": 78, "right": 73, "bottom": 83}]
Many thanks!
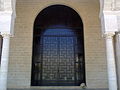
[
  {"left": 100, "top": 14, "right": 118, "bottom": 35},
  {"left": 111, "top": 0, "right": 116, "bottom": 10},
  {"left": 1, "top": 33, "right": 10, "bottom": 38},
  {"left": 111, "top": 0, "right": 120, "bottom": 11},
  {"left": 103, "top": 32, "right": 115, "bottom": 39},
  {"left": 0, "top": 0, "right": 16, "bottom": 14},
  {"left": 0, "top": 0, "right": 3, "bottom": 10}
]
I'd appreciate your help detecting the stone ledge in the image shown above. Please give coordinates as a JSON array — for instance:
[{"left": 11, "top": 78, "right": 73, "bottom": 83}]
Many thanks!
[{"left": 8, "top": 88, "right": 108, "bottom": 90}]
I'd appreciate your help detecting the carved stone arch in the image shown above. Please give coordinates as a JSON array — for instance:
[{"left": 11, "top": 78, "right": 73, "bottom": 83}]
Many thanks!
[{"left": 33, "top": 3, "right": 85, "bottom": 28}]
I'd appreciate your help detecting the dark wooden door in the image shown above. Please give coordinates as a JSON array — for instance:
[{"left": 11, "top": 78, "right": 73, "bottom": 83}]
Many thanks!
[{"left": 32, "top": 28, "right": 85, "bottom": 86}]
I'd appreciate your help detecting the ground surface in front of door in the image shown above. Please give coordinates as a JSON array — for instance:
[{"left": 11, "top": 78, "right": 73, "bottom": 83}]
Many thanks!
[
  {"left": 8, "top": 89, "right": 108, "bottom": 90},
  {"left": 8, "top": 87, "right": 108, "bottom": 90}
]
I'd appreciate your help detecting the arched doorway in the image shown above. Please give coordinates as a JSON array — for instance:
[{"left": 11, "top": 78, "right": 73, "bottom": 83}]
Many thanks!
[{"left": 31, "top": 5, "right": 85, "bottom": 86}]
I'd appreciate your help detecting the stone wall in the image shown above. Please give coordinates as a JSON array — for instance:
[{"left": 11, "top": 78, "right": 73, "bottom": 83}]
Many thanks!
[
  {"left": 116, "top": 0, "right": 120, "bottom": 9},
  {"left": 7, "top": 0, "right": 108, "bottom": 89},
  {"left": 118, "top": 16, "right": 120, "bottom": 30}
]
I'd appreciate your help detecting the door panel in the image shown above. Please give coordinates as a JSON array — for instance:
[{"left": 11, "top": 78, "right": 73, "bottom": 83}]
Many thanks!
[
  {"left": 32, "top": 30, "right": 85, "bottom": 86},
  {"left": 58, "top": 37, "right": 75, "bottom": 85},
  {"left": 41, "top": 36, "right": 76, "bottom": 86},
  {"left": 42, "top": 37, "right": 58, "bottom": 85}
]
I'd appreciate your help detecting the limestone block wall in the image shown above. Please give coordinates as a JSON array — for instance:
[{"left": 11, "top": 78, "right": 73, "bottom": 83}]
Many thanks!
[{"left": 7, "top": 0, "right": 108, "bottom": 89}]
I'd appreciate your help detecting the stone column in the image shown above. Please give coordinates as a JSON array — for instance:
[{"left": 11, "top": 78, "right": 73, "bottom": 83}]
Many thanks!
[
  {"left": 104, "top": 33, "right": 118, "bottom": 90},
  {"left": 0, "top": 34, "right": 10, "bottom": 90},
  {"left": 115, "top": 32, "right": 120, "bottom": 89}
]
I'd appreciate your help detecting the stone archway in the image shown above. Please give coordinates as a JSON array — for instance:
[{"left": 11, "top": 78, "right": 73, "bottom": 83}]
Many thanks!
[{"left": 31, "top": 5, "right": 85, "bottom": 86}]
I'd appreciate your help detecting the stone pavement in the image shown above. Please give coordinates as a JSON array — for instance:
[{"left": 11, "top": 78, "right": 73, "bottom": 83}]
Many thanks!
[
  {"left": 8, "top": 89, "right": 108, "bottom": 90},
  {"left": 8, "top": 87, "right": 108, "bottom": 90}
]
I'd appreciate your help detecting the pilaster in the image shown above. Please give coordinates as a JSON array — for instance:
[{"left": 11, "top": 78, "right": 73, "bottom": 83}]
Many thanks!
[
  {"left": 99, "top": 1, "right": 119, "bottom": 90},
  {"left": 0, "top": 0, "right": 16, "bottom": 90}
]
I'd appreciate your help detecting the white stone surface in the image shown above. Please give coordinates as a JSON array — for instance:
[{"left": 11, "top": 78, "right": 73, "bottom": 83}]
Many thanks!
[
  {"left": 0, "top": 34, "right": 10, "bottom": 90},
  {"left": 118, "top": 16, "right": 120, "bottom": 30},
  {"left": 0, "top": 11, "right": 12, "bottom": 35},
  {"left": 104, "top": 33, "right": 118, "bottom": 90},
  {"left": 116, "top": 0, "right": 120, "bottom": 10},
  {"left": 103, "top": 14, "right": 118, "bottom": 33},
  {"left": 0, "top": 0, "right": 16, "bottom": 36},
  {"left": 115, "top": 33, "right": 120, "bottom": 89},
  {"left": 0, "top": 0, "right": 16, "bottom": 90}
]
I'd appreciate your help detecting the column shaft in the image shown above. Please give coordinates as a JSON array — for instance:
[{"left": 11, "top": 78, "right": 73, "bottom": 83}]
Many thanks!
[
  {"left": 0, "top": 35, "right": 10, "bottom": 90},
  {"left": 105, "top": 34, "right": 117, "bottom": 90}
]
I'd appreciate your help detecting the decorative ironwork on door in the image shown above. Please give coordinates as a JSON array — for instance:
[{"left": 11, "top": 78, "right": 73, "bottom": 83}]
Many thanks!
[{"left": 31, "top": 28, "right": 85, "bottom": 86}]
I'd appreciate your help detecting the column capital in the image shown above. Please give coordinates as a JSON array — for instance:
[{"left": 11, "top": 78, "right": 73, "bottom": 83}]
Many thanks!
[
  {"left": 116, "top": 31, "right": 120, "bottom": 40},
  {"left": 117, "top": 31, "right": 120, "bottom": 34},
  {"left": 103, "top": 32, "right": 115, "bottom": 39},
  {"left": 1, "top": 33, "right": 10, "bottom": 38}
]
